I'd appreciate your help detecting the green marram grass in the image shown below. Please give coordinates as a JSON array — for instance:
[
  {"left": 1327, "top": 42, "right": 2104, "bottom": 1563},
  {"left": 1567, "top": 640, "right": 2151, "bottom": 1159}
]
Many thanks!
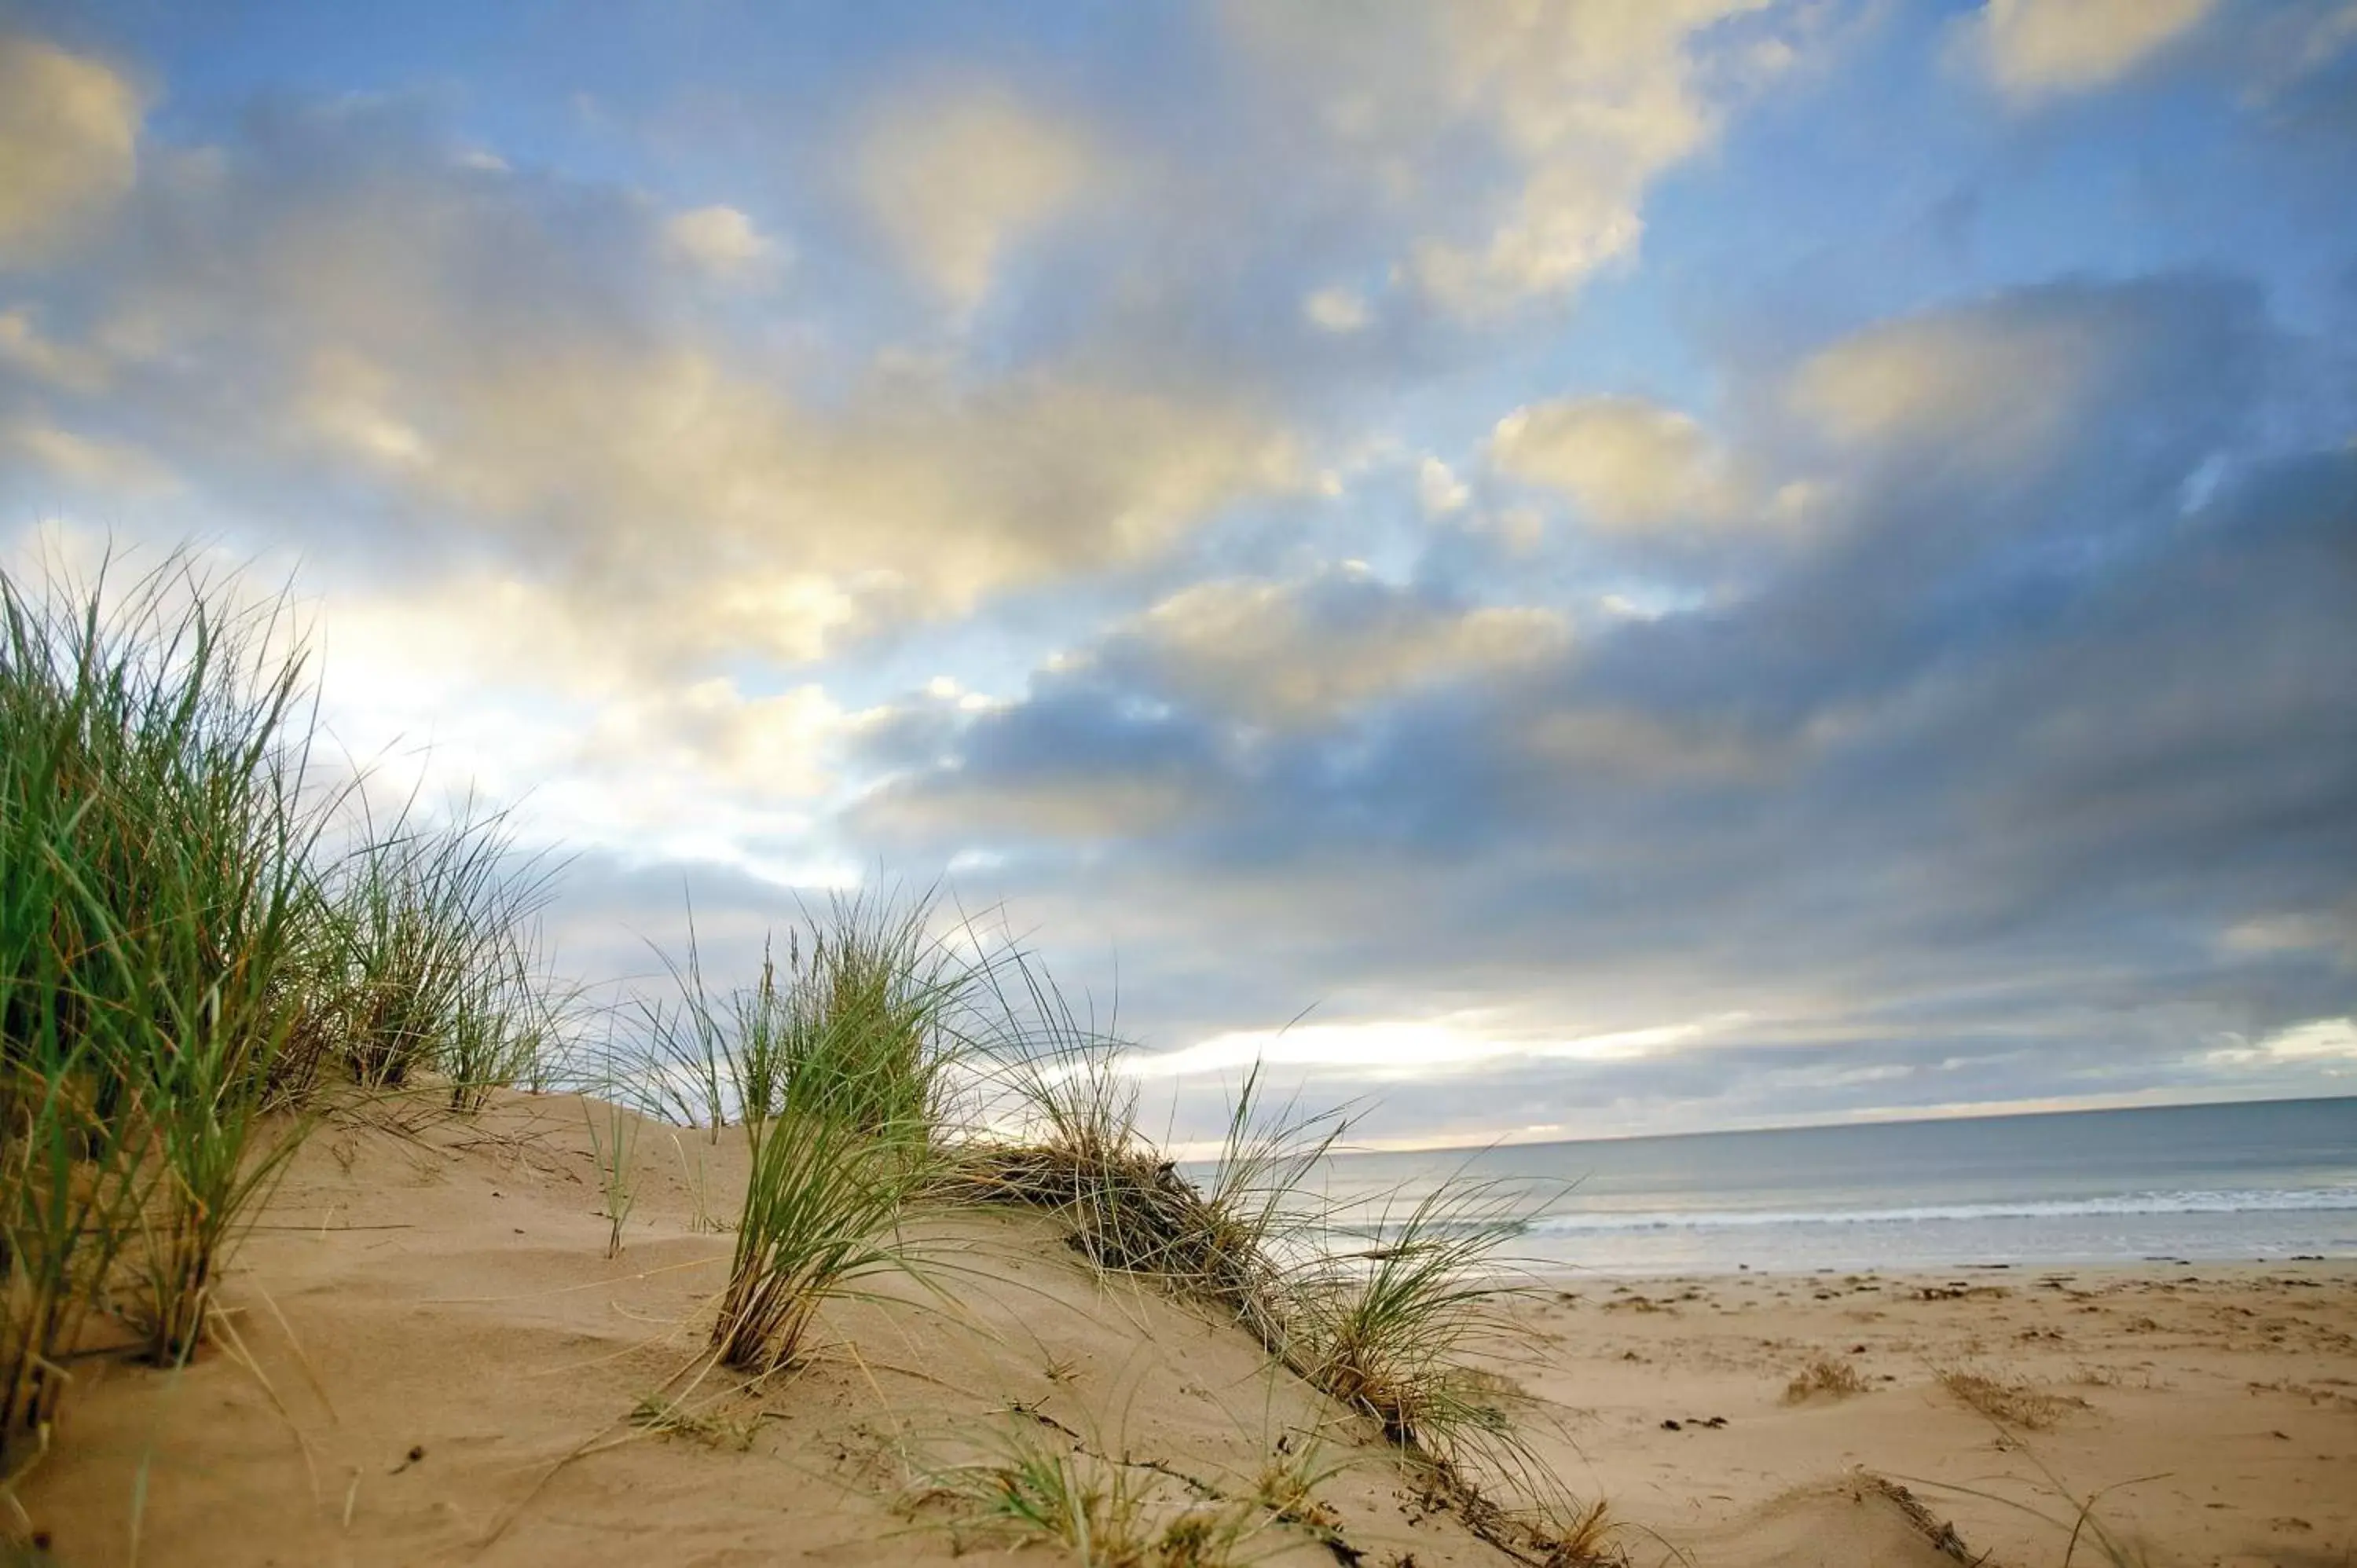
[
  {"left": 687, "top": 889, "right": 984, "bottom": 1374},
  {"left": 0, "top": 551, "right": 576, "bottom": 1475}
]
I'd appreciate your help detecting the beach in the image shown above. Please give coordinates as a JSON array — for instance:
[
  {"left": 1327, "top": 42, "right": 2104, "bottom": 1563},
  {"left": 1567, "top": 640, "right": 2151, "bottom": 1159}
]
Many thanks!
[
  {"left": 1501, "top": 1263, "right": 2357, "bottom": 1566},
  {"left": 16, "top": 1092, "right": 2353, "bottom": 1567}
]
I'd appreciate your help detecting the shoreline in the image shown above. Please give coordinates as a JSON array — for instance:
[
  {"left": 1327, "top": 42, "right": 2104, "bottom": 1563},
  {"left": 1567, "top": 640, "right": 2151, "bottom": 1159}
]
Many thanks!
[{"left": 1519, "top": 1252, "right": 2357, "bottom": 1283}]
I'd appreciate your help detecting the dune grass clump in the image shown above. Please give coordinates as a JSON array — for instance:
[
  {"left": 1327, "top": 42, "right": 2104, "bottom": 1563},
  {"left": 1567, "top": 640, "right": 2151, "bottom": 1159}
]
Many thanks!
[
  {"left": 695, "top": 891, "right": 982, "bottom": 1375},
  {"left": 644, "top": 890, "right": 972, "bottom": 1139},
  {"left": 304, "top": 797, "right": 570, "bottom": 1109},
  {"left": 711, "top": 1108, "right": 934, "bottom": 1373},
  {"left": 955, "top": 987, "right": 1344, "bottom": 1355},
  {"left": 955, "top": 1002, "right": 1611, "bottom": 1563},
  {"left": 1285, "top": 1180, "right": 1530, "bottom": 1451},
  {"left": 1, "top": 552, "right": 579, "bottom": 1473},
  {"left": 586, "top": 1093, "right": 640, "bottom": 1259},
  {"left": 1, "top": 555, "right": 329, "bottom": 1420}
]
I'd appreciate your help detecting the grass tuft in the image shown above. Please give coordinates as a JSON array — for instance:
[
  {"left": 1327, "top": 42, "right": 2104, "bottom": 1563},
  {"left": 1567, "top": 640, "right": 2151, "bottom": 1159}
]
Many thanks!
[
  {"left": 914, "top": 1414, "right": 1259, "bottom": 1568},
  {"left": 1784, "top": 1354, "right": 1870, "bottom": 1403},
  {"left": 698, "top": 888, "right": 981, "bottom": 1375},
  {"left": 307, "top": 795, "right": 571, "bottom": 1110},
  {"left": 1935, "top": 1366, "right": 2088, "bottom": 1431},
  {"left": 3, "top": 551, "right": 325, "bottom": 1394}
]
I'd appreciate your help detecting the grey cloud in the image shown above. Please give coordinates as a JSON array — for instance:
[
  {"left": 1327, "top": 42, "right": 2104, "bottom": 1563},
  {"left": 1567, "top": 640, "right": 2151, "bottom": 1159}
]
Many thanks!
[{"left": 831, "top": 274, "right": 2356, "bottom": 1134}]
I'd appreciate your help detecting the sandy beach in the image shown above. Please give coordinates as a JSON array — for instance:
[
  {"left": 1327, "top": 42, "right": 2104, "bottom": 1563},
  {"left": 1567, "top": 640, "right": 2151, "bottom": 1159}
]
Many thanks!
[
  {"left": 1502, "top": 1265, "right": 2357, "bottom": 1566},
  {"left": 12, "top": 1091, "right": 2348, "bottom": 1567}
]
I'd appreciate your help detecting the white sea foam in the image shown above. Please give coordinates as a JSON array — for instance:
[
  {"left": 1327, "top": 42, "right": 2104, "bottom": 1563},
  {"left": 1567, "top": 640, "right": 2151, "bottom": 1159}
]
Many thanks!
[{"left": 1523, "top": 1185, "right": 2357, "bottom": 1235}]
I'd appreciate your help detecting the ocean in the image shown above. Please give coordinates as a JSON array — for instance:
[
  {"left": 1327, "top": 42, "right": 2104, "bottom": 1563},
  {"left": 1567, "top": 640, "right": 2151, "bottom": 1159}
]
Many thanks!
[{"left": 1310, "top": 1095, "right": 2357, "bottom": 1276}]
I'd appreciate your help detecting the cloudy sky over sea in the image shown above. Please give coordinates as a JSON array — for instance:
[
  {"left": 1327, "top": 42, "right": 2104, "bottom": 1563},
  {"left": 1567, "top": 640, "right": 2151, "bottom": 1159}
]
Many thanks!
[{"left": 2, "top": 0, "right": 2353, "bottom": 1144}]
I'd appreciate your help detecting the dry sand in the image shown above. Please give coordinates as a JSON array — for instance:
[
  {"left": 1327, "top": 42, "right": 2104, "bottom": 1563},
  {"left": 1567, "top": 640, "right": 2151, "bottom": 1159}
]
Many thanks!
[
  {"left": 1498, "top": 1264, "right": 2357, "bottom": 1567},
  {"left": 15, "top": 1093, "right": 2353, "bottom": 1567}
]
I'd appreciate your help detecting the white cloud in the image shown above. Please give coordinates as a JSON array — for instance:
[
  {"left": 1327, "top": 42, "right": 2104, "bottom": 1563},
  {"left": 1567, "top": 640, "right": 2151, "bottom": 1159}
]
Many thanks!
[
  {"left": 1974, "top": 0, "right": 2216, "bottom": 97},
  {"left": 1416, "top": 454, "right": 1468, "bottom": 515},
  {"left": 1230, "top": 1, "right": 1787, "bottom": 316},
  {"left": 1304, "top": 284, "right": 1369, "bottom": 332},
  {"left": 1226, "top": 0, "right": 1791, "bottom": 318},
  {"left": 856, "top": 85, "right": 1094, "bottom": 310},
  {"left": 1120, "top": 1010, "right": 1742, "bottom": 1079},
  {"left": 1490, "top": 395, "right": 1738, "bottom": 530},
  {"left": 663, "top": 203, "right": 780, "bottom": 280},
  {"left": 2220, "top": 910, "right": 2356, "bottom": 963},
  {"left": 0, "top": 33, "right": 142, "bottom": 263},
  {"left": 2209, "top": 1016, "right": 2357, "bottom": 1065},
  {"left": 313, "top": 574, "right": 849, "bottom": 859}
]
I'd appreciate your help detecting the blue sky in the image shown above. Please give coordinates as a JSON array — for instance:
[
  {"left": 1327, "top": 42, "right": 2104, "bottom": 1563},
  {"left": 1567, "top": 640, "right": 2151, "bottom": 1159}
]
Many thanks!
[{"left": 3, "top": 0, "right": 2353, "bottom": 1145}]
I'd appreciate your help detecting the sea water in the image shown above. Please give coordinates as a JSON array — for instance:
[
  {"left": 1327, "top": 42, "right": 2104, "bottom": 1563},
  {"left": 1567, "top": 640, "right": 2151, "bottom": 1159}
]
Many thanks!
[{"left": 1308, "top": 1096, "right": 2357, "bottom": 1276}]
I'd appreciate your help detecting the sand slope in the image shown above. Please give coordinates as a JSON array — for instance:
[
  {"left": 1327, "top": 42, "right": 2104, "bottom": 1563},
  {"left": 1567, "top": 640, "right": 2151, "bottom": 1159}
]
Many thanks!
[{"left": 12, "top": 1091, "right": 2234, "bottom": 1567}]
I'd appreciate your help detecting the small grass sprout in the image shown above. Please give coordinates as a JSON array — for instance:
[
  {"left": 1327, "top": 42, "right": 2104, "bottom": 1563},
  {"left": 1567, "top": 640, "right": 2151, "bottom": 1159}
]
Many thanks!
[
  {"left": 629, "top": 1392, "right": 760, "bottom": 1452},
  {"left": 585, "top": 1096, "right": 640, "bottom": 1259}
]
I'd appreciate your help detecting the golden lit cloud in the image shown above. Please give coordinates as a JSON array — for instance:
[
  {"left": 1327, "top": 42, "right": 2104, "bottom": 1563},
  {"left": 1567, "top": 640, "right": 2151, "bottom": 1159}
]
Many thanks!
[
  {"left": 0, "top": 34, "right": 141, "bottom": 263},
  {"left": 1125, "top": 571, "right": 1566, "bottom": 726},
  {"left": 1975, "top": 0, "right": 2216, "bottom": 97},
  {"left": 856, "top": 85, "right": 1094, "bottom": 310},
  {"left": 3, "top": 419, "right": 176, "bottom": 495},
  {"left": 1490, "top": 395, "right": 1738, "bottom": 531},
  {"left": 1789, "top": 308, "right": 2102, "bottom": 460}
]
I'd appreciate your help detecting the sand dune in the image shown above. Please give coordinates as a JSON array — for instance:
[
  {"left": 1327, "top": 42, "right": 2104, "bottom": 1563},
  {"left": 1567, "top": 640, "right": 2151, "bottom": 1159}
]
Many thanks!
[{"left": 16, "top": 1093, "right": 2349, "bottom": 1566}]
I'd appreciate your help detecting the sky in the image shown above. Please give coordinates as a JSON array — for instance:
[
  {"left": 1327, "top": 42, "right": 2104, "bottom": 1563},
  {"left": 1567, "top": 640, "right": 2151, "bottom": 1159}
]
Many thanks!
[{"left": 2, "top": 0, "right": 2353, "bottom": 1147}]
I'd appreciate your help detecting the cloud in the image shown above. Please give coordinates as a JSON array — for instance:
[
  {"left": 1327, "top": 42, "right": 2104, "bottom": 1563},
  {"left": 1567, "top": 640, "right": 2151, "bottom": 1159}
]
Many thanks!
[
  {"left": 1226, "top": 1, "right": 1798, "bottom": 316},
  {"left": 1974, "top": 0, "right": 2218, "bottom": 97},
  {"left": 2209, "top": 1016, "right": 2357, "bottom": 1064},
  {"left": 1785, "top": 276, "right": 2260, "bottom": 476},
  {"left": 1109, "top": 570, "right": 1567, "bottom": 727},
  {"left": 835, "top": 273, "right": 2355, "bottom": 1132},
  {"left": 310, "top": 570, "right": 852, "bottom": 869},
  {"left": 0, "top": 33, "right": 141, "bottom": 264},
  {"left": 1303, "top": 285, "right": 1370, "bottom": 332},
  {"left": 855, "top": 84, "right": 1095, "bottom": 310},
  {"left": 0, "top": 307, "right": 108, "bottom": 392},
  {"left": 1490, "top": 395, "right": 1737, "bottom": 531},
  {"left": 3, "top": 419, "right": 176, "bottom": 495},
  {"left": 662, "top": 203, "right": 780, "bottom": 281},
  {"left": 1416, "top": 454, "right": 1469, "bottom": 515},
  {"left": 0, "top": 96, "right": 1297, "bottom": 673}
]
